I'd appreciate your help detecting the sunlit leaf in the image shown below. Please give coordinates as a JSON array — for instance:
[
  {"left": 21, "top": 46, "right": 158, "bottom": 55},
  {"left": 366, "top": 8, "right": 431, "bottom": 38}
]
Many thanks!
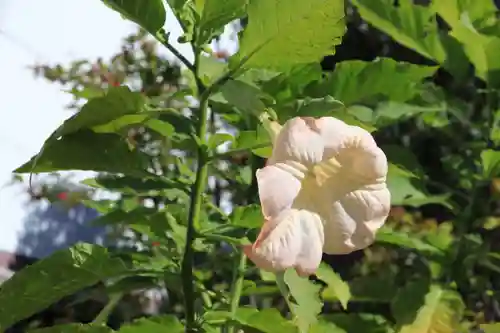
[
  {"left": 392, "top": 281, "right": 464, "bottom": 333},
  {"left": 308, "top": 58, "right": 437, "bottom": 105},
  {"left": 232, "top": 0, "right": 345, "bottom": 69},
  {"left": 283, "top": 269, "right": 323, "bottom": 332},
  {"left": 315, "top": 263, "right": 351, "bottom": 310}
]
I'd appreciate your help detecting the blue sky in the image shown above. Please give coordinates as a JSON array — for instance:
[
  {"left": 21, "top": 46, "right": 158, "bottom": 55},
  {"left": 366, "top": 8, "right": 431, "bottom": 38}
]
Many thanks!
[{"left": 0, "top": 0, "right": 235, "bottom": 254}]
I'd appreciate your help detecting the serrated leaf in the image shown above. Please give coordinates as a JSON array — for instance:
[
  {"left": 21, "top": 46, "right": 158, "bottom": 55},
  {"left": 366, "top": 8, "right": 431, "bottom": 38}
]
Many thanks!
[
  {"left": 196, "top": 0, "right": 248, "bottom": 46},
  {"left": 393, "top": 282, "right": 464, "bottom": 333},
  {"left": 351, "top": 0, "right": 469, "bottom": 79},
  {"left": 232, "top": 0, "right": 345, "bottom": 69},
  {"left": 315, "top": 263, "right": 351, "bottom": 309},
  {"left": 119, "top": 315, "right": 184, "bottom": 333},
  {"left": 0, "top": 244, "right": 127, "bottom": 330},
  {"left": 308, "top": 58, "right": 437, "bottom": 106},
  {"left": 431, "top": 1, "right": 500, "bottom": 86},
  {"left": 30, "top": 324, "right": 114, "bottom": 333},
  {"left": 351, "top": 0, "right": 445, "bottom": 62},
  {"left": 13, "top": 131, "right": 150, "bottom": 176},
  {"left": 102, "top": 0, "right": 166, "bottom": 35},
  {"left": 283, "top": 269, "right": 323, "bottom": 333}
]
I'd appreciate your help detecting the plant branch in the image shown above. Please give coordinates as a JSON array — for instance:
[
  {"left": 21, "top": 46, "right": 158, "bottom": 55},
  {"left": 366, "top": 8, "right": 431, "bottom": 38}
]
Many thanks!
[
  {"left": 92, "top": 292, "right": 123, "bottom": 325},
  {"left": 229, "top": 251, "right": 247, "bottom": 311},
  {"left": 181, "top": 49, "right": 211, "bottom": 333},
  {"left": 155, "top": 30, "right": 196, "bottom": 74},
  {"left": 207, "top": 142, "right": 271, "bottom": 162}
]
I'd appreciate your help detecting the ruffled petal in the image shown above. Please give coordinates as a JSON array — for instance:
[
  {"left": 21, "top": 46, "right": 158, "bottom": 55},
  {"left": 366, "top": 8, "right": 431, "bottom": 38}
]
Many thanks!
[
  {"left": 313, "top": 117, "right": 388, "bottom": 184},
  {"left": 256, "top": 164, "right": 302, "bottom": 219},
  {"left": 268, "top": 117, "right": 324, "bottom": 167},
  {"left": 322, "top": 187, "right": 391, "bottom": 254},
  {"left": 243, "top": 209, "right": 324, "bottom": 276}
]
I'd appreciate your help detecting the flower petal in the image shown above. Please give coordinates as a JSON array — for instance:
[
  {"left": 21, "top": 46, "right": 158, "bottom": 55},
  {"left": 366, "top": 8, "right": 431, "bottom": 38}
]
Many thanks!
[
  {"left": 268, "top": 117, "right": 324, "bottom": 167},
  {"left": 322, "top": 187, "right": 391, "bottom": 254},
  {"left": 256, "top": 164, "right": 301, "bottom": 219},
  {"left": 243, "top": 209, "right": 324, "bottom": 276},
  {"left": 313, "top": 117, "right": 388, "bottom": 183}
]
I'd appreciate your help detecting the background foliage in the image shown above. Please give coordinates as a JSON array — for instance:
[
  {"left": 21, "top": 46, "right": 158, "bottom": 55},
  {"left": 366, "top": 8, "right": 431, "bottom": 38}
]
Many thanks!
[{"left": 3, "top": 0, "right": 500, "bottom": 333}]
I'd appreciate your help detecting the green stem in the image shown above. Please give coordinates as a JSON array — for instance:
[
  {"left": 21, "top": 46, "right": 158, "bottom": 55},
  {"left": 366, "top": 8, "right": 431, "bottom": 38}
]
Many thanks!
[
  {"left": 181, "top": 49, "right": 211, "bottom": 332},
  {"left": 155, "top": 31, "right": 196, "bottom": 74},
  {"left": 182, "top": 101, "right": 209, "bottom": 332},
  {"left": 229, "top": 251, "right": 247, "bottom": 314},
  {"left": 207, "top": 142, "right": 271, "bottom": 162},
  {"left": 275, "top": 272, "right": 297, "bottom": 319},
  {"left": 92, "top": 292, "right": 123, "bottom": 325}
]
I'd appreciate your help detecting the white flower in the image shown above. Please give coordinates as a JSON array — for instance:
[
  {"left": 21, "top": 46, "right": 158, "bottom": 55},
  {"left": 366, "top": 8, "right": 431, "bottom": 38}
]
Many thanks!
[{"left": 243, "top": 116, "right": 391, "bottom": 276}]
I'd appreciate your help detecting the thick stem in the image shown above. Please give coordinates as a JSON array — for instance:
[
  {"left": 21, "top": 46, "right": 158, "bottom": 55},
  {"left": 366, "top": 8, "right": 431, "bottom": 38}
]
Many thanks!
[{"left": 182, "top": 50, "right": 210, "bottom": 331}]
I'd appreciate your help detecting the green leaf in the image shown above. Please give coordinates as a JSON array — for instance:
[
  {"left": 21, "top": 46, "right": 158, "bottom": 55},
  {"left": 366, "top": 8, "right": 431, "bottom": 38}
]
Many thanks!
[
  {"left": 56, "top": 86, "right": 145, "bottom": 138},
  {"left": 323, "top": 313, "right": 394, "bottom": 333},
  {"left": 233, "top": 128, "right": 272, "bottom": 158},
  {"left": 308, "top": 58, "right": 437, "bottom": 106},
  {"left": 232, "top": 0, "right": 345, "bottom": 69},
  {"left": 102, "top": 0, "right": 166, "bottom": 34},
  {"left": 481, "top": 323, "right": 500, "bottom": 333},
  {"left": 82, "top": 174, "right": 190, "bottom": 195},
  {"left": 431, "top": 0, "right": 497, "bottom": 28},
  {"left": 481, "top": 149, "right": 500, "bottom": 179},
  {"left": 196, "top": 0, "right": 248, "bottom": 46},
  {"left": 14, "top": 131, "right": 150, "bottom": 176},
  {"left": 198, "top": 55, "right": 228, "bottom": 85},
  {"left": 30, "top": 324, "right": 113, "bottom": 333},
  {"left": 376, "top": 227, "right": 444, "bottom": 257},
  {"left": 431, "top": 1, "right": 500, "bottom": 86},
  {"left": 278, "top": 96, "right": 345, "bottom": 121},
  {"left": 212, "top": 79, "right": 270, "bottom": 115},
  {"left": 309, "top": 321, "right": 345, "bottom": 333},
  {"left": 208, "top": 133, "right": 234, "bottom": 149},
  {"left": 351, "top": 0, "right": 445, "bottom": 62},
  {"left": 166, "top": 0, "right": 197, "bottom": 42},
  {"left": 315, "top": 263, "right": 351, "bottom": 310},
  {"left": 119, "top": 315, "right": 184, "bottom": 333},
  {"left": 230, "top": 204, "right": 263, "bottom": 229},
  {"left": 0, "top": 244, "right": 127, "bottom": 330},
  {"left": 375, "top": 102, "right": 447, "bottom": 127},
  {"left": 392, "top": 282, "right": 464, "bottom": 333},
  {"left": 387, "top": 163, "right": 452, "bottom": 209},
  {"left": 284, "top": 269, "right": 323, "bottom": 333},
  {"left": 234, "top": 308, "right": 298, "bottom": 333}
]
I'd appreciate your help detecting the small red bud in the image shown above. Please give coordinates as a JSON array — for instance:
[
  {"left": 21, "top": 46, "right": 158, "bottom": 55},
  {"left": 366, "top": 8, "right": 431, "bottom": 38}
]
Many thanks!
[{"left": 57, "top": 192, "right": 68, "bottom": 201}]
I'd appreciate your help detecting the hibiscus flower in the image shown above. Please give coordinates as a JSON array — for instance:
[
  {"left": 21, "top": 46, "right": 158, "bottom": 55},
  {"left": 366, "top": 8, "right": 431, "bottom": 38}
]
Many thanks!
[{"left": 243, "top": 116, "right": 391, "bottom": 276}]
